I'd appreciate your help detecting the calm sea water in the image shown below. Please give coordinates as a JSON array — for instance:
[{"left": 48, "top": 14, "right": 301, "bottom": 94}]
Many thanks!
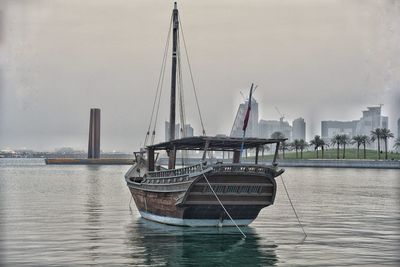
[{"left": 0, "top": 159, "right": 399, "bottom": 266}]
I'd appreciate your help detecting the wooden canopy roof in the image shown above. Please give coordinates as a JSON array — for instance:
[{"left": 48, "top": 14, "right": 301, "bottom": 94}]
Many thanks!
[{"left": 147, "top": 136, "right": 286, "bottom": 151}]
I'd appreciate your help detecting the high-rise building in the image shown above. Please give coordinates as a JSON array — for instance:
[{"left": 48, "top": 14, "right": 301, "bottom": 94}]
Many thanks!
[
  {"left": 355, "top": 106, "right": 388, "bottom": 136},
  {"left": 165, "top": 122, "right": 194, "bottom": 141},
  {"left": 321, "top": 106, "right": 389, "bottom": 141},
  {"left": 259, "top": 118, "right": 292, "bottom": 141},
  {"left": 292, "top": 117, "right": 306, "bottom": 141},
  {"left": 165, "top": 121, "right": 180, "bottom": 141},
  {"left": 230, "top": 97, "right": 259, "bottom": 138},
  {"left": 397, "top": 118, "right": 400, "bottom": 138},
  {"left": 183, "top": 124, "right": 194, "bottom": 137},
  {"left": 321, "top": 120, "right": 358, "bottom": 140}
]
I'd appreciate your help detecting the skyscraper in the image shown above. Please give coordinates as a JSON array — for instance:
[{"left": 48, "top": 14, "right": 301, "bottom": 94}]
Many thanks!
[
  {"left": 259, "top": 118, "right": 292, "bottom": 141},
  {"left": 292, "top": 117, "right": 306, "bottom": 141},
  {"left": 165, "top": 122, "right": 194, "bottom": 141},
  {"left": 321, "top": 120, "right": 358, "bottom": 139},
  {"left": 165, "top": 121, "right": 180, "bottom": 141},
  {"left": 230, "top": 97, "right": 259, "bottom": 138},
  {"left": 355, "top": 106, "right": 388, "bottom": 136}
]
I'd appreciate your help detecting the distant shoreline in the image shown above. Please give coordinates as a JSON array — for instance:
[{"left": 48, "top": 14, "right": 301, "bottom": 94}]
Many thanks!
[
  {"left": 156, "top": 158, "right": 400, "bottom": 170},
  {"left": 274, "top": 159, "right": 400, "bottom": 169},
  {"left": 1, "top": 157, "right": 399, "bottom": 169}
]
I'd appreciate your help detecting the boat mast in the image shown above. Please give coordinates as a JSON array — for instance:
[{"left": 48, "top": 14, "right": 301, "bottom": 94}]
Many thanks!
[{"left": 169, "top": 2, "right": 179, "bottom": 141}]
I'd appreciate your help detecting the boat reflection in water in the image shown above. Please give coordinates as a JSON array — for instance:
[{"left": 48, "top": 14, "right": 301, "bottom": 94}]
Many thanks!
[{"left": 125, "top": 218, "right": 278, "bottom": 266}]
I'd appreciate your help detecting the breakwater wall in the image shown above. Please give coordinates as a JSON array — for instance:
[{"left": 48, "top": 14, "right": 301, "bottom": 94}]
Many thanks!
[{"left": 45, "top": 158, "right": 134, "bottom": 165}]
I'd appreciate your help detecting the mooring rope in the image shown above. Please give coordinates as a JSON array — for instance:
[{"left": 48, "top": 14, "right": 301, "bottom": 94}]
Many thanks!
[
  {"left": 280, "top": 175, "right": 307, "bottom": 239},
  {"left": 200, "top": 165, "right": 246, "bottom": 238},
  {"left": 129, "top": 196, "right": 133, "bottom": 213}
]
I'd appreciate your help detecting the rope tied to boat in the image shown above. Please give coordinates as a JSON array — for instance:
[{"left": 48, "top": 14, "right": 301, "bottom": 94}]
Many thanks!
[
  {"left": 199, "top": 164, "right": 246, "bottom": 238},
  {"left": 280, "top": 174, "right": 307, "bottom": 240}
]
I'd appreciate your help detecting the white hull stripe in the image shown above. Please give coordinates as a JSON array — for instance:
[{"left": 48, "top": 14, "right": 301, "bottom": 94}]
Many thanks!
[{"left": 139, "top": 211, "right": 254, "bottom": 227}]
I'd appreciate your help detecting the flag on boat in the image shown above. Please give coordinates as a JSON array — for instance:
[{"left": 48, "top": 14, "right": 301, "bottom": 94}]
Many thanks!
[{"left": 242, "top": 84, "right": 254, "bottom": 131}]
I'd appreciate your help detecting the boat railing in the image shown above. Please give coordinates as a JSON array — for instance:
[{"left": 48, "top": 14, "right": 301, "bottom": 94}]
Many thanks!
[
  {"left": 147, "top": 163, "right": 202, "bottom": 178},
  {"left": 212, "top": 164, "right": 273, "bottom": 175}
]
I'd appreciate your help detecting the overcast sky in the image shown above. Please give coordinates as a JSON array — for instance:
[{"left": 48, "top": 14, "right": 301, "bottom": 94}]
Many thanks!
[{"left": 0, "top": 0, "right": 399, "bottom": 152}]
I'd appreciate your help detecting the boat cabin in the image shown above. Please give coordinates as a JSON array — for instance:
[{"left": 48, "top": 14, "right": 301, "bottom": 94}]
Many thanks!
[{"left": 145, "top": 136, "right": 287, "bottom": 171}]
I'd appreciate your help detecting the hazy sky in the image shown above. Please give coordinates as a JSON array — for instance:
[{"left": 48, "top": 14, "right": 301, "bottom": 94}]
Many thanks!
[{"left": 1, "top": 0, "right": 399, "bottom": 152}]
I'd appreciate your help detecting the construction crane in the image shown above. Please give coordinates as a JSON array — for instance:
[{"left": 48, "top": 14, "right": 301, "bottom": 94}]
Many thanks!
[{"left": 275, "top": 106, "right": 285, "bottom": 122}]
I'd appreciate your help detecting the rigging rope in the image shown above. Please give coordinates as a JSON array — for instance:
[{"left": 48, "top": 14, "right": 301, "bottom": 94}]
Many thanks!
[
  {"left": 280, "top": 175, "right": 307, "bottom": 239},
  {"left": 177, "top": 31, "right": 187, "bottom": 137},
  {"left": 200, "top": 165, "right": 246, "bottom": 238},
  {"left": 144, "top": 14, "right": 173, "bottom": 146},
  {"left": 151, "top": 18, "right": 173, "bottom": 145},
  {"left": 145, "top": 13, "right": 207, "bottom": 146},
  {"left": 179, "top": 17, "right": 206, "bottom": 136},
  {"left": 177, "top": 31, "right": 188, "bottom": 165}
]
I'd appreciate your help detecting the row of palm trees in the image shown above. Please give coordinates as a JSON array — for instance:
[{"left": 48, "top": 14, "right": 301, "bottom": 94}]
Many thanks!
[
  {"left": 271, "top": 128, "right": 398, "bottom": 160},
  {"left": 370, "top": 128, "right": 395, "bottom": 159}
]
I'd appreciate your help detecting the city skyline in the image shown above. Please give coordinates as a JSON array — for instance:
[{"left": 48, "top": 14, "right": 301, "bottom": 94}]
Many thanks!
[
  {"left": 4, "top": 101, "right": 395, "bottom": 153},
  {"left": 0, "top": 100, "right": 397, "bottom": 152},
  {"left": 1, "top": 0, "right": 399, "bottom": 151}
]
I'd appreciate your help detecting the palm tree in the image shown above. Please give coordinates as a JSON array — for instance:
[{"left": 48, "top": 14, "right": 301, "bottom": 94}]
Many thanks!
[
  {"left": 331, "top": 134, "right": 342, "bottom": 159},
  {"left": 271, "top": 131, "right": 285, "bottom": 159},
  {"left": 351, "top": 135, "right": 363, "bottom": 159},
  {"left": 352, "top": 135, "right": 369, "bottom": 159},
  {"left": 292, "top": 140, "right": 300, "bottom": 159},
  {"left": 280, "top": 141, "right": 290, "bottom": 159},
  {"left": 271, "top": 131, "right": 285, "bottom": 139},
  {"left": 394, "top": 137, "right": 400, "bottom": 152},
  {"left": 261, "top": 145, "right": 270, "bottom": 157},
  {"left": 298, "top": 139, "right": 308, "bottom": 159},
  {"left": 319, "top": 139, "right": 326, "bottom": 159},
  {"left": 381, "top": 128, "right": 394, "bottom": 160},
  {"left": 370, "top": 128, "right": 383, "bottom": 159},
  {"left": 340, "top": 134, "right": 350, "bottom": 159},
  {"left": 360, "top": 135, "right": 370, "bottom": 159},
  {"left": 310, "top": 135, "right": 322, "bottom": 159}
]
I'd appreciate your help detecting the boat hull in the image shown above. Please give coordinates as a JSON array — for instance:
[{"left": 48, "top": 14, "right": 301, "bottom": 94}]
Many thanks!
[
  {"left": 127, "top": 164, "right": 280, "bottom": 226},
  {"left": 139, "top": 210, "right": 254, "bottom": 227}
]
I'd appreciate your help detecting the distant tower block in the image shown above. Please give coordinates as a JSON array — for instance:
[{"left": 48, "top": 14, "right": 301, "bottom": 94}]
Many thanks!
[
  {"left": 398, "top": 118, "right": 400, "bottom": 138},
  {"left": 88, "top": 108, "right": 101, "bottom": 158}
]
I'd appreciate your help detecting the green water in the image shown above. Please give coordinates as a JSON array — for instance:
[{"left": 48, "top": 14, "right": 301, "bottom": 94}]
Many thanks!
[{"left": 0, "top": 159, "right": 399, "bottom": 266}]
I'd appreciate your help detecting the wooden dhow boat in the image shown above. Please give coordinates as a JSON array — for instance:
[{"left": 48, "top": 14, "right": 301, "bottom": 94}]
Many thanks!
[{"left": 125, "top": 3, "right": 285, "bottom": 227}]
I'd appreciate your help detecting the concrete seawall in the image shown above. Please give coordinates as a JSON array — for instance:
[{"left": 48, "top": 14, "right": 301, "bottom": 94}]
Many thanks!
[
  {"left": 158, "top": 158, "right": 400, "bottom": 169},
  {"left": 275, "top": 159, "right": 400, "bottom": 169},
  {"left": 45, "top": 158, "right": 134, "bottom": 165}
]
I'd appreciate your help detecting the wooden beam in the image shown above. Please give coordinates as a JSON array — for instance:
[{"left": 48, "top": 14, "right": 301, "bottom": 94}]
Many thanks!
[
  {"left": 273, "top": 142, "right": 280, "bottom": 165},
  {"left": 147, "top": 148, "right": 155, "bottom": 171},
  {"left": 168, "top": 146, "right": 176, "bottom": 169},
  {"left": 255, "top": 146, "right": 259, "bottom": 164},
  {"left": 233, "top": 150, "right": 240, "bottom": 163}
]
